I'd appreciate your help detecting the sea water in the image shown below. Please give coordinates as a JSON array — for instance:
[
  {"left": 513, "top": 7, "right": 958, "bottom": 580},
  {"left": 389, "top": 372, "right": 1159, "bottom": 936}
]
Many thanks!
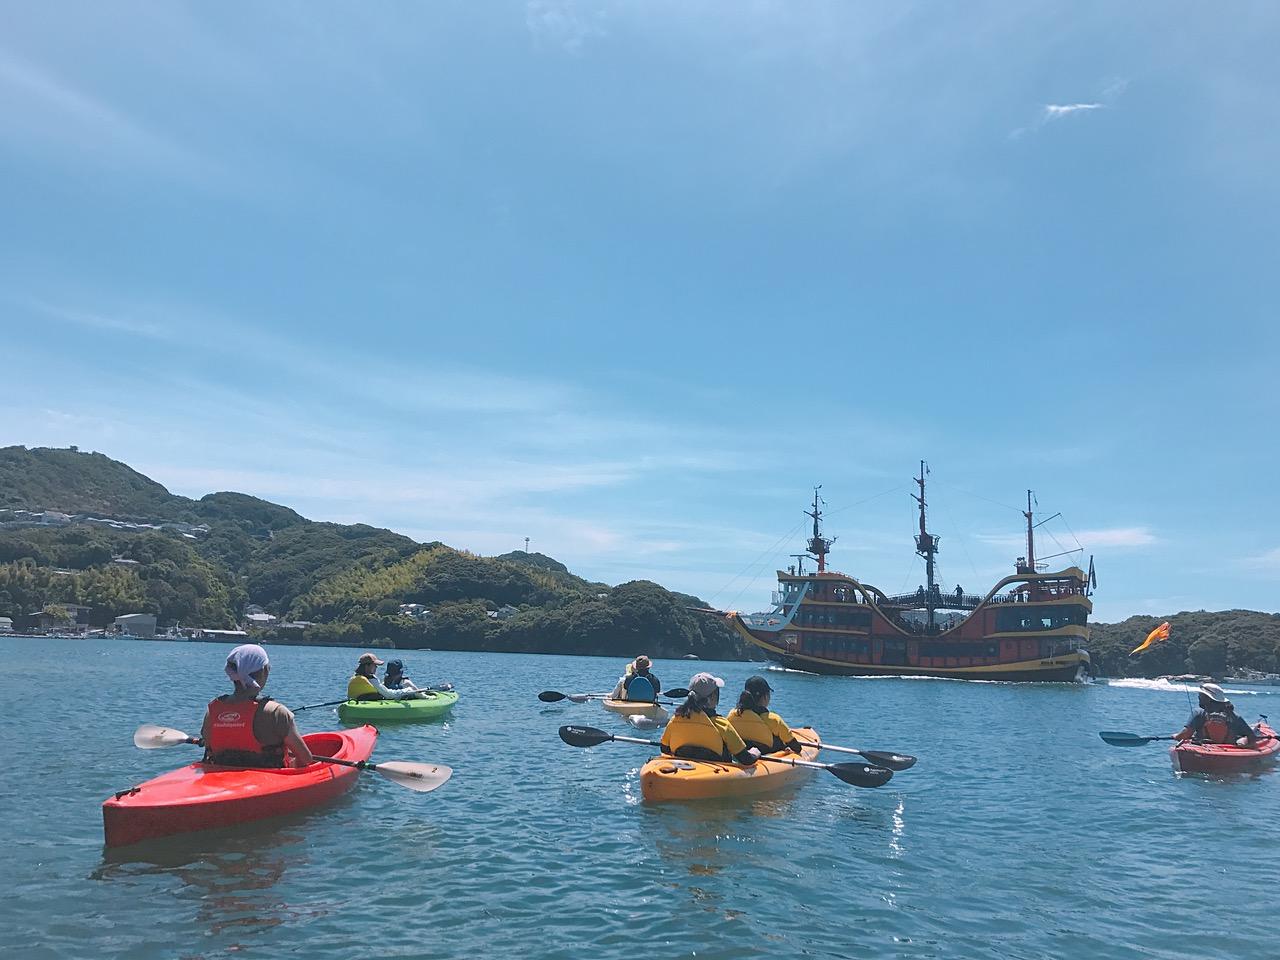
[{"left": 2, "top": 637, "right": 1276, "bottom": 959}]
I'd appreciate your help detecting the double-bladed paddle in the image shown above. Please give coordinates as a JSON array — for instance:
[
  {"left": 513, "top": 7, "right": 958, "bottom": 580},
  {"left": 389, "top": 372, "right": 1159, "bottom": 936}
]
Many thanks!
[
  {"left": 558, "top": 724, "right": 893, "bottom": 788},
  {"left": 131, "top": 724, "right": 452, "bottom": 793},
  {"left": 1099, "top": 730, "right": 1276, "bottom": 748},
  {"left": 1098, "top": 731, "right": 1178, "bottom": 746},
  {"left": 793, "top": 739, "right": 917, "bottom": 771},
  {"left": 295, "top": 683, "right": 455, "bottom": 713},
  {"left": 538, "top": 688, "right": 689, "bottom": 704}
]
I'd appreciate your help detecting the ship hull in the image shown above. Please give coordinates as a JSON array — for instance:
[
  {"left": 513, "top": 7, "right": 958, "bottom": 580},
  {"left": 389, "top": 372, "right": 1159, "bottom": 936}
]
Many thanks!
[
  {"left": 733, "top": 616, "right": 1090, "bottom": 683},
  {"left": 762, "top": 648, "right": 1088, "bottom": 682}
]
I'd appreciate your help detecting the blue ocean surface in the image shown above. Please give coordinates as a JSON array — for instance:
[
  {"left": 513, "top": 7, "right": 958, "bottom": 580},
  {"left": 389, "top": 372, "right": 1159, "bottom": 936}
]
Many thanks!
[{"left": 2, "top": 637, "right": 1276, "bottom": 959}]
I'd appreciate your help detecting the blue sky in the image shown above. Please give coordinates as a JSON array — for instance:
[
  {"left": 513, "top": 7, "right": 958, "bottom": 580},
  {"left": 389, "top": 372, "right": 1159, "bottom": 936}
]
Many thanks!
[{"left": 2, "top": 3, "right": 1278, "bottom": 621}]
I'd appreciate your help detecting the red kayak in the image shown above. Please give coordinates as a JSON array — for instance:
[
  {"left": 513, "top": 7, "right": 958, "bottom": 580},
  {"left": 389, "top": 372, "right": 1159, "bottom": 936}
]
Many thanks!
[
  {"left": 103, "top": 725, "right": 377, "bottom": 848},
  {"left": 1170, "top": 722, "right": 1279, "bottom": 775}
]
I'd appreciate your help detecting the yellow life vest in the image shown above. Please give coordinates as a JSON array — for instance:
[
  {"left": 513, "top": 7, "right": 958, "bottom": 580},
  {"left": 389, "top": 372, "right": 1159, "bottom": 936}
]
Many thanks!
[
  {"left": 347, "top": 674, "right": 380, "bottom": 700},
  {"left": 661, "top": 711, "right": 747, "bottom": 760},
  {"left": 728, "top": 708, "right": 794, "bottom": 752}
]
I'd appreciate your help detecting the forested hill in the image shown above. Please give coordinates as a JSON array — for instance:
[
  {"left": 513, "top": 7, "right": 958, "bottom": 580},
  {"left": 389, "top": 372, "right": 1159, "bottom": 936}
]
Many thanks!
[
  {"left": 1088, "top": 610, "right": 1280, "bottom": 678},
  {"left": 0, "top": 445, "right": 748, "bottom": 659},
  {"left": 4, "top": 446, "right": 1278, "bottom": 672}
]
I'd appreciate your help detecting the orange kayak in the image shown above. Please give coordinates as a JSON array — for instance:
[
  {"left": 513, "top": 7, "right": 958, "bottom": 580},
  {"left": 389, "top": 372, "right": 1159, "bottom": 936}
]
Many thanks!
[
  {"left": 640, "top": 727, "right": 821, "bottom": 801},
  {"left": 1170, "top": 722, "right": 1280, "bottom": 774},
  {"left": 103, "top": 725, "right": 377, "bottom": 847}
]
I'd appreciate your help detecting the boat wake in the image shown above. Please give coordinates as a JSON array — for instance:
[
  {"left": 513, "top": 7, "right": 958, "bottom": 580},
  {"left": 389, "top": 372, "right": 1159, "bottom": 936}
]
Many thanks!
[{"left": 1106, "top": 678, "right": 1261, "bottom": 696}]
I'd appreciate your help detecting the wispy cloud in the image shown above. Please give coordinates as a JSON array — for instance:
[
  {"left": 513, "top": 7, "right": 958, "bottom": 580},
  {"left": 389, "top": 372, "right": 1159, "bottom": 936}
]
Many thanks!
[
  {"left": 1075, "top": 527, "right": 1159, "bottom": 548},
  {"left": 24, "top": 299, "right": 177, "bottom": 342},
  {"left": 1009, "top": 78, "right": 1126, "bottom": 139},
  {"left": 1243, "top": 547, "right": 1280, "bottom": 576},
  {"left": 1043, "top": 102, "right": 1104, "bottom": 119},
  {"left": 0, "top": 47, "right": 213, "bottom": 180}
]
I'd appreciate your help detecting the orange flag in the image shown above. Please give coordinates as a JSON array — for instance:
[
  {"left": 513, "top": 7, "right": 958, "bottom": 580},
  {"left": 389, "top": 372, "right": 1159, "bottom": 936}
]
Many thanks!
[{"left": 1130, "top": 621, "right": 1171, "bottom": 656}]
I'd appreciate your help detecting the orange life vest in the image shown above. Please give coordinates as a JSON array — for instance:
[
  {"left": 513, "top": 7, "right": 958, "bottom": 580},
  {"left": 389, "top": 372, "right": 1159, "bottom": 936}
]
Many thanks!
[
  {"left": 1202, "top": 711, "right": 1233, "bottom": 744},
  {"left": 204, "top": 697, "right": 284, "bottom": 767}
]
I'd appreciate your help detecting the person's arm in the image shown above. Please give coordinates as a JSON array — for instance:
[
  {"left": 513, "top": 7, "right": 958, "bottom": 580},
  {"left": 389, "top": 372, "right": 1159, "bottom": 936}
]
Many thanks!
[
  {"left": 1233, "top": 715, "right": 1257, "bottom": 746},
  {"left": 609, "top": 677, "right": 625, "bottom": 699},
  {"left": 284, "top": 726, "right": 314, "bottom": 767},
  {"left": 715, "top": 716, "right": 757, "bottom": 764},
  {"left": 733, "top": 746, "right": 762, "bottom": 765},
  {"left": 276, "top": 708, "right": 315, "bottom": 767},
  {"left": 370, "top": 676, "right": 411, "bottom": 700},
  {"left": 651, "top": 675, "right": 661, "bottom": 697},
  {"left": 1175, "top": 711, "right": 1200, "bottom": 741},
  {"left": 659, "top": 723, "right": 673, "bottom": 755}
]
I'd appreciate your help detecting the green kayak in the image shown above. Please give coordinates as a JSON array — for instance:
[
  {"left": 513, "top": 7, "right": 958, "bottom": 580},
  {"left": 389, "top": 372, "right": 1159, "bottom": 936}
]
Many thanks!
[{"left": 336, "top": 690, "right": 459, "bottom": 723}]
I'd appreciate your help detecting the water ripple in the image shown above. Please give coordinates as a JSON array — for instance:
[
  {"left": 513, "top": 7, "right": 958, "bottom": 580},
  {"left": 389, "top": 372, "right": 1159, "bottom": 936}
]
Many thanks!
[{"left": 1, "top": 638, "right": 1277, "bottom": 959}]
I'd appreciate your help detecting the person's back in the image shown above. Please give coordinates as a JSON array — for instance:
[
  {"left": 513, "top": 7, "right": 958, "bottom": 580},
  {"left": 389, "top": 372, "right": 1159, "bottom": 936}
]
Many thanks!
[
  {"left": 348, "top": 671, "right": 383, "bottom": 701},
  {"left": 204, "top": 695, "right": 293, "bottom": 767},
  {"left": 659, "top": 673, "right": 758, "bottom": 765},
  {"left": 727, "top": 676, "right": 802, "bottom": 754},
  {"left": 202, "top": 643, "right": 314, "bottom": 769}
]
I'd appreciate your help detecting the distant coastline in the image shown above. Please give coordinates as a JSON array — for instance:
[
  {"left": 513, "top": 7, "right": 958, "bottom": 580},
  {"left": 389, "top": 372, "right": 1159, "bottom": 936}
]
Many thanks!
[{"left": 3, "top": 444, "right": 1278, "bottom": 675}]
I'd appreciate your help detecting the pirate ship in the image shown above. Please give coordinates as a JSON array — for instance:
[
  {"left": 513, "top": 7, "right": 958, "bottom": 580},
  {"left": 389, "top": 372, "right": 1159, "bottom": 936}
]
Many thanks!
[{"left": 726, "top": 465, "right": 1095, "bottom": 682}]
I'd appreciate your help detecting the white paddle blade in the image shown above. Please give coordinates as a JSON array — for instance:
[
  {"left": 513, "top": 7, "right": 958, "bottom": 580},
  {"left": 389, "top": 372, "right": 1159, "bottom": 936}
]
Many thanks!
[
  {"left": 375, "top": 761, "right": 453, "bottom": 793},
  {"left": 134, "top": 724, "right": 195, "bottom": 749},
  {"left": 627, "top": 715, "right": 663, "bottom": 730}
]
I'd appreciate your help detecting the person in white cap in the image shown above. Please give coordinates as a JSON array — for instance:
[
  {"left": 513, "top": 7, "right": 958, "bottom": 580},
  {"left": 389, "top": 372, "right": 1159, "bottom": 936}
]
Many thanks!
[
  {"left": 201, "top": 644, "right": 315, "bottom": 768},
  {"left": 347, "top": 652, "right": 423, "bottom": 702},
  {"left": 1174, "top": 683, "right": 1258, "bottom": 746},
  {"left": 659, "top": 672, "right": 760, "bottom": 765}
]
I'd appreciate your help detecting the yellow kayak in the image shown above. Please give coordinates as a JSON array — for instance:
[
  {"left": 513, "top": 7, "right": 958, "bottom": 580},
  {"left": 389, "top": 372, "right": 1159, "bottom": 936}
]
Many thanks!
[
  {"left": 639, "top": 727, "right": 821, "bottom": 801},
  {"left": 601, "top": 698, "right": 669, "bottom": 721}
]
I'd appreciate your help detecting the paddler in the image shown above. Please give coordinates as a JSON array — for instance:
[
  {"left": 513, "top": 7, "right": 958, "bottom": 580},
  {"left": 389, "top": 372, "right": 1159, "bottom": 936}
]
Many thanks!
[
  {"left": 383, "top": 659, "right": 421, "bottom": 692},
  {"left": 1174, "top": 683, "right": 1258, "bottom": 746},
  {"left": 201, "top": 643, "right": 314, "bottom": 768},
  {"left": 608, "top": 655, "right": 661, "bottom": 702},
  {"left": 727, "top": 675, "right": 804, "bottom": 754},
  {"left": 660, "top": 672, "right": 760, "bottom": 765},
  {"left": 348, "top": 652, "right": 423, "bottom": 701}
]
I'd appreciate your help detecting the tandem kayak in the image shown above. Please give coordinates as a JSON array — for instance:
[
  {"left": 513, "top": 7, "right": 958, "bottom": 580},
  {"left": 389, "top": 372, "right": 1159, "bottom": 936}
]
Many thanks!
[
  {"left": 601, "top": 698, "right": 668, "bottom": 722},
  {"left": 102, "top": 725, "right": 377, "bottom": 848},
  {"left": 1170, "top": 722, "right": 1279, "bottom": 775},
  {"left": 337, "top": 690, "right": 459, "bottom": 723},
  {"left": 640, "top": 727, "right": 821, "bottom": 802}
]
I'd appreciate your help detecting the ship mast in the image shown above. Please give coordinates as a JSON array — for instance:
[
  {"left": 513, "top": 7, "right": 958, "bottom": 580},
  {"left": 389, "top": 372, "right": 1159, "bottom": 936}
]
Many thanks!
[
  {"left": 1023, "top": 490, "right": 1036, "bottom": 573},
  {"left": 804, "top": 486, "right": 834, "bottom": 573},
  {"left": 911, "top": 460, "right": 940, "bottom": 627}
]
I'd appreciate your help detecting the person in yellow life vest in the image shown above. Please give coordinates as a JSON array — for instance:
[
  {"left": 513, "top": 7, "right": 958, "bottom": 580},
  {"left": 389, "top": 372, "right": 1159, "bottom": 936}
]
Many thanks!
[
  {"left": 660, "top": 672, "right": 760, "bottom": 765},
  {"left": 201, "top": 643, "right": 314, "bottom": 769},
  {"left": 1174, "top": 683, "right": 1258, "bottom": 746},
  {"left": 347, "top": 652, "right": 423, "bottom": 701},
  {"left": 728, "top": 675, "right": 804, "bottom": 754}
]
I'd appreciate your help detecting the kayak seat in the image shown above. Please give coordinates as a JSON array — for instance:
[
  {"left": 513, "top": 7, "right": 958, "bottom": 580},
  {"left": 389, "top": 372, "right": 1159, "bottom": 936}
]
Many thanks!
[
  {"left": 626, "top": 676, "right": 656, "bottom": 702},
  {"left": 303, "top": 732, "right": 345, "bottom": 759}
]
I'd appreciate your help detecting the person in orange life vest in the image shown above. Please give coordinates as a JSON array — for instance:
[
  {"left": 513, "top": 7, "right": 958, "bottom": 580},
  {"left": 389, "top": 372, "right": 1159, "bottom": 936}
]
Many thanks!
[
  {"left": 1174, "top": 683, "right": 1257, "bottom": 746},
  {"left": 201, "top": 644, "right": 314, "bottom": 768},
  {"left": 727, "top": 675, "right": 804, "bottom": 754},
  {"left": 347, "top": 652, "right": 423, "bottom": 701},
  {"left": 659, "top": 672, "right": 760, "bottom": 765}
]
